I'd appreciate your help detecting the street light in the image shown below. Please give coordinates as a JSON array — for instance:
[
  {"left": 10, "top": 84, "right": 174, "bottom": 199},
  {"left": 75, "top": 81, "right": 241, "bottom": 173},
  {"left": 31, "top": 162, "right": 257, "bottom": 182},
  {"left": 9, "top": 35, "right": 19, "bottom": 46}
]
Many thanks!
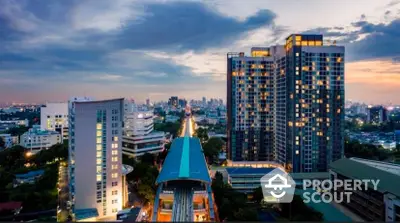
[{"left": 25, "top": 151, "right": 32, "bottom": 158}]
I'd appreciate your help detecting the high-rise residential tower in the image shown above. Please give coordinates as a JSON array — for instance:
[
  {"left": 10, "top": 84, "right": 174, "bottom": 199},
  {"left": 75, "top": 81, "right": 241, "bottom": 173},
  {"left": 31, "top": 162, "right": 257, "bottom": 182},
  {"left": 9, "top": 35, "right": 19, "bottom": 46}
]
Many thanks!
[
  {"left": 275, "top": 34, "right": 345, "bottom": 172},
  {"left": 227, "top": 47, "right": 283, "bottom": 162},
  {"left": 68, "top": 97, "right": 124, "bottom": 219}
]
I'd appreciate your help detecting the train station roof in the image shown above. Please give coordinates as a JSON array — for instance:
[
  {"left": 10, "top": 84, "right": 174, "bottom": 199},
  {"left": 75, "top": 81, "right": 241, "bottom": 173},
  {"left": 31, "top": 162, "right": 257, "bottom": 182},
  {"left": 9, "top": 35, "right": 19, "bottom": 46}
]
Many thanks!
[{"left": 156, "top": 137, "right": 211, "bottom": 184}]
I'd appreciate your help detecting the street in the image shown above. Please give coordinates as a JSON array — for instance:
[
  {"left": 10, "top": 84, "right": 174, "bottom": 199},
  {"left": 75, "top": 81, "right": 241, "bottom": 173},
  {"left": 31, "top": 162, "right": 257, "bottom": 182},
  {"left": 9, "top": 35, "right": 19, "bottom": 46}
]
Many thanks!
[{"left": 57, "top": 162, "right": 69, "bottom": 222}]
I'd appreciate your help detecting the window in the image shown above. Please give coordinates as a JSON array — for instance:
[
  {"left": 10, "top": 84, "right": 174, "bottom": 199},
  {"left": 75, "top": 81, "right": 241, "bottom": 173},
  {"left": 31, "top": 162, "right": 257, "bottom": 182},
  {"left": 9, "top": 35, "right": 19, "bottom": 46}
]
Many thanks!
[
  {"left": 96, "top": 144, "right": 102, "bottom": 151},
  {"left": 112, "top": 136, "right": 118, "bottom": 142},
  {"left": 112, "top": 208, "right": 118, "bottom": 213},
  {"left": 112, "top": 165, "right": 118, "bottom": 170},
  {"left": 112, "top": 150, "right": 118, "bottom": 155},
  {"left": 96, "top": 131, "right": 102, "bottom": 137},
  {"left": 96, "top": 159, "right": 101, "bottom": 165},
  {"left": 112, "top": 173, "right": 118, "bottom": 178},
  {"left": 97, "top": 166, "right": 102, "bottom": 173},
  {"left": 112, "top": 199, "right": 118, "bottom": 204},
  {"left": 97, "top": 175, "right": 102, "bottom": 182},
  {"left": 112, "top": 182, "right": 118, "bottom": 186},
  {"left": 112, "top": 157, "right": 118, "bottom": 162},
  {"left": 97, "top": 151, "right": 102, "bottom": 157},
  {"left": 96, "top": 138, "right": 102, "bottom": 143},
  {"left": 96, "top": 123, "right": 102, "bottom": 130},
  {"left": 112, "top": 190, "right": 118, "bottom": 195}
]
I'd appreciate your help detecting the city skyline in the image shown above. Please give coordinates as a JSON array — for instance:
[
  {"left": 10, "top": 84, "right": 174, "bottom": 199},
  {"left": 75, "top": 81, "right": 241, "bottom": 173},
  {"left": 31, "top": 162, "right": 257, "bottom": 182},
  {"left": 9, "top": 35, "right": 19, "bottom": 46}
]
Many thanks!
[{"left": 0, "top": 0, "right": 399, "bottom": 104}]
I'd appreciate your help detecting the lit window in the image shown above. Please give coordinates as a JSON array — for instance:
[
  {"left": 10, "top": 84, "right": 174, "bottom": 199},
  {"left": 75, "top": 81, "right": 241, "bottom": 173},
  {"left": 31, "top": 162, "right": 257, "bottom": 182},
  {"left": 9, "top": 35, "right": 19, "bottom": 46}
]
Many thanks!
[
  {"left": 112, "top": 150, "right": 118, "bottom": 155},
  {"left": 301, "top": 41, "right": 308, "bottom": 46},
  {"left": 295, "top": 53, "right": 299, "bottom": 57},
  {"left": 97, "top": 166, "right": 102, "bottom": 173},
  {"left": 295, "top": 35, "right": 302, "bottom": 41},
  {"left": 96, "top": 124, "right": 102, "bottom": 130},
  {"left": 295, "top": 150, "right": 299, "bottom": 155},
  {"left": 97, "top": 175, "right": 102, "bottom": 182},
  {"left": 113, "top": 136, "right": 118, "bottom": 142},
  {"left": 337, "top": 57, "right": 342, "bottom": 63},
  {"left": 96, "top": 151, "right": 102, "bottom": 157},
  {"left": 315, "top": 41, "right": 322, "bottom": 46},
  {"left": 112, "top": 173, "right": 118, "bottom": 178},
  {"left": 96, "top": 138, "right": 102, "bottom": 144},
  {"left": 96, "top": 131, "right": 102, "bottom": 137},
  {"left": 96, "top": 144, "right": 102, "bottom": 151},
  {"left": 112, "top": 165, "right": 118, "bottom": 170},
  {"left": 112, "top": 157, "right": 118, "bottom": 162},
  {"left": 96, "top": 159, "right": 101, "bottom": 165},
  {"left": 296, "top": 67, "right": 299, "bottom": 71}
]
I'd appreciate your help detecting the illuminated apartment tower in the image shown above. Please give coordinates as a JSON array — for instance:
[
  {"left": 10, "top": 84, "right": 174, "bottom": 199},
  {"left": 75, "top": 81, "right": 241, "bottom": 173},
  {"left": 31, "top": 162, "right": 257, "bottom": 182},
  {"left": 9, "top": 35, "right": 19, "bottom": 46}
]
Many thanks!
[
  {"left": 68, "top": 97, "right": 124, "bottom": 219},
  {"left": 275, "top": 34, "right": 345, "bottom": 172},
  {"left": 227, "top": 47, "right": 284, "bottom": 161}
]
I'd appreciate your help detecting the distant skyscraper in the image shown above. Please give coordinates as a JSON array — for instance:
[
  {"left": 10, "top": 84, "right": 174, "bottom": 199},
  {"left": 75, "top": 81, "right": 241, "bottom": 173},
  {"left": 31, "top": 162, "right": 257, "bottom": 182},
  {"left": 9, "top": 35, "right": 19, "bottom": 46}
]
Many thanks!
[
  {"left": 227, "top": 47, "right": 282, "bottom": 161},
  {"left": 367, "top": 106, "right": 388, "bottom": 123},
  {"left": 168, "top": 96, "right": 178, "bottom": 107},
  {"left": 40, "top": 102, "right": 69, "bottom": 140},
  {"left": 146, "top": 98, "right": 150, "bottom": 107},
  {"left": 202, "top": 97, "right": 206, "bottom": 106},
  {"left": 68, "top": 97, "right": 124, "bottom": 219},
  {"left": 178, "top": 98, "right": 187, "bottom": 108},
  {"left": 275, "top": 34, "right": 345, "bottom": 172}
]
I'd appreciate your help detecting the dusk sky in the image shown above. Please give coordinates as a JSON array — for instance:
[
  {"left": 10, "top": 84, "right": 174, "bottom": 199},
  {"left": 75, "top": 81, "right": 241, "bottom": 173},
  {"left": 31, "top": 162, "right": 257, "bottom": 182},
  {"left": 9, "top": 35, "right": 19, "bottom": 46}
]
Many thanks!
[{"left": 0, "top": 0, "right": 399, "bottom": 104}]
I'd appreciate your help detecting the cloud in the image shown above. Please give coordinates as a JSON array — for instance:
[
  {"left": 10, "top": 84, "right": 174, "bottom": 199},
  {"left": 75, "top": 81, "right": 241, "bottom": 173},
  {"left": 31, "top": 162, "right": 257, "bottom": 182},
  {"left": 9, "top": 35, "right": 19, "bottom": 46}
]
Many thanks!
[{"left": 113, "top": 1, "right": 276, "bottom": 52}]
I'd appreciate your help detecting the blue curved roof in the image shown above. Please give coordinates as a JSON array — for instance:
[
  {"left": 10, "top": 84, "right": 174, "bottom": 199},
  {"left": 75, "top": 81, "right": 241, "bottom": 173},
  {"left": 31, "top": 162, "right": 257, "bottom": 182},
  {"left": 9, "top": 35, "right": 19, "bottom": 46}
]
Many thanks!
[{"left": 156, "top": 137, "right": 211, "bottom": 184}]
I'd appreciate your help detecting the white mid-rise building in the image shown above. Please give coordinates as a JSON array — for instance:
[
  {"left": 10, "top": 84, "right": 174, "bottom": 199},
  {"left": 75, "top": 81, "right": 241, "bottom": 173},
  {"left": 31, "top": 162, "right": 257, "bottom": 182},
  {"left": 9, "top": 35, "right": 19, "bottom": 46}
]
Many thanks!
[
  {"left": 20, "top": 125, "right": 61, "bottom": 153},
  {"left": 40, "top": 102, "right": 69, "bottom": 140},
  {"left": 68, "top": 97, "right": 124, "bottom": 220},
  {"left": 122, "top": 101, "right": 165, "bottom": 157}
]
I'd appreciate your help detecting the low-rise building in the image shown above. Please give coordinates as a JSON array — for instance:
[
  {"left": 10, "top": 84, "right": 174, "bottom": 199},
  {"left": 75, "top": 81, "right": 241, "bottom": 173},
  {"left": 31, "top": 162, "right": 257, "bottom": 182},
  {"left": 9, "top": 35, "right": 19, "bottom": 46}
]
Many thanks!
[
  {"left": 0, "top": 119, "right": 29, "bottom": 132},
  {"left": 20, "top": 125, "right": 61, "bottom": 152},
  {"left": 122, "top": 102, "right": 165, "bottom": 157},
  {"left": 0, "top": 134, "right": 19, "bottom": 149},
  {"left": 226, "top": 167, "right": 275, "bottom": 194},
  {"left": 330, "top": 158, "right": 400, "bottom": 221},
  {"left": 14, "top": 169, "right": 45, "bottom": 187}
]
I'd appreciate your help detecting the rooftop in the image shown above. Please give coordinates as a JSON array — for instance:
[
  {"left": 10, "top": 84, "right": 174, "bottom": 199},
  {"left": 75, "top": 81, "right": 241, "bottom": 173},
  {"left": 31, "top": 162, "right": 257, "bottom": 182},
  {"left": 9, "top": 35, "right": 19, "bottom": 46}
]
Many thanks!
[
  {"left": 156, "top": 137, "right": 211, "bottom": 184},
  {"left": 0, "top": 201, "right": 22, "bottom": 211},
  {"left": 225, "top": 167, "right": 275, "bottom": 175},
  {"left": 15, "top": 169, "right": 45, "bottom": 179},
  {"left": 122, "top": 164, "right": 133, "bottom": 175},
  {"left": 329, "top": 158, "right": 400, "bottom": 197},
  {"left": 74, "top": 208, "right": 99, "bottom": 221}
]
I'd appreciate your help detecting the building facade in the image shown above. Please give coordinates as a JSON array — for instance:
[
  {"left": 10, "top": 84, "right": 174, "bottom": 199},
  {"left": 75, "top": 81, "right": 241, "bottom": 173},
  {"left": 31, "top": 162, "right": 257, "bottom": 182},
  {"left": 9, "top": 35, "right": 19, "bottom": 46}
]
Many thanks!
[
  {"left": 330, "top": 158, "right": 400, "bottom": 221},
  {"left": 40, "top": 102, "right": 69, "bottom": 140},
  {"left": 227, "top": 47, "right": 282, "bottom": 162},
  {"left": 227, "top": 34, "right": 345, "bottom": 172},
  {"left": 367, "top": 106, "right": 388, "bottom": 124},
  {"left": 20, "top": 125, "right": 61, "bottom": 152},
  {"left": 68, "top": 97, "right": 124, "bottom": 220},
  {"left": 275, "top": 34, "right": 345, "bottom": 172},
  {"left": 122, "top": 101, "right": 165, "bottom": 157}
]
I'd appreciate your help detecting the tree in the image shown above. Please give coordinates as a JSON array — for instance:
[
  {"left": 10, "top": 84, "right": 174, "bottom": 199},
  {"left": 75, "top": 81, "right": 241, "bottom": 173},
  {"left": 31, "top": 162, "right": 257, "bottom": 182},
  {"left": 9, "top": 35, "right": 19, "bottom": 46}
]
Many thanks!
[
  {"left": 0, "top": 137, "right": 5, "bottom": 149},
  {"left": 195, "top": 127, "right": 209, "bottom": 143},
  {"left": 280, "top": 195, "right": 323, "bottom": 221},
  {"left": 251, "top": 186, "right": 264, "bottom": 205},
  {"left": 6, "top": 126, "right": 29, "bottom": 137},
  {"left": 203, "top": 137, "right": 224, "bottom": 164},
  {"left": 140, "top": 153, "right": 155, "bottom": 165}
]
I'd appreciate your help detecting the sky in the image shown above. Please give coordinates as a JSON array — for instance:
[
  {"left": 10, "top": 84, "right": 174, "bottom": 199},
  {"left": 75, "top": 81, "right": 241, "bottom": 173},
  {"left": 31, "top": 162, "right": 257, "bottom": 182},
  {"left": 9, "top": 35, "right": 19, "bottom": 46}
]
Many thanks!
[{"left": 0, "top": 0, "right": 399, "bottom": 104}]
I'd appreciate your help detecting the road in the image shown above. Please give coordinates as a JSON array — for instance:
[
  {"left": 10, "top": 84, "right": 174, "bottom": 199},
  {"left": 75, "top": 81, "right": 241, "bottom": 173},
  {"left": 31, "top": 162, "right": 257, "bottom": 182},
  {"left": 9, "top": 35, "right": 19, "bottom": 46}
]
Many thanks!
[
  {"left": 57, "top": 162, "right": 69, "bottom": 221},
  {"left": 181, "top": 116, "right": 193, "bottom": 137}
]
